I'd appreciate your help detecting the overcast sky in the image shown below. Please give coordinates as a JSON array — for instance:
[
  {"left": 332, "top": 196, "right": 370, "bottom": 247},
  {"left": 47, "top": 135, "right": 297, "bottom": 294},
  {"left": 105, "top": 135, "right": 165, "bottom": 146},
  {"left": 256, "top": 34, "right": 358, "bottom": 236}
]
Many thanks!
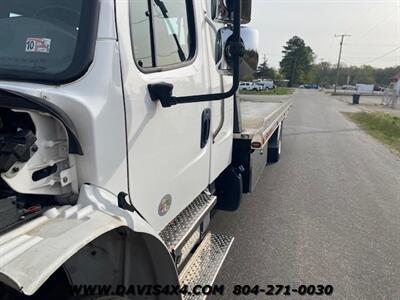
[{"left": 249, "top": 0, "right": 400, "bottom": 69}]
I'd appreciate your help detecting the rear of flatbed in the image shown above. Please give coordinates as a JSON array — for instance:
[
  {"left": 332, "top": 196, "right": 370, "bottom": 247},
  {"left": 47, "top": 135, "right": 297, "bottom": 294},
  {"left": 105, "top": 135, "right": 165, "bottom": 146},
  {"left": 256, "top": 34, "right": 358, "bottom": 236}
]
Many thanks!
[{"left": 233, "top": 95, "right": 292, "bottom": 193}]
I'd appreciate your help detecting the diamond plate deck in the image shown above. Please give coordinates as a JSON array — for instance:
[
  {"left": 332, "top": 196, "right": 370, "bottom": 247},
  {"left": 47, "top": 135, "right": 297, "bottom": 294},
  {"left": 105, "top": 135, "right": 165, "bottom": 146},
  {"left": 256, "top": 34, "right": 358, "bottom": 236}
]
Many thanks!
[
  {"left": 178, "top": 229, "right": 200, "bottom": 268},
  {"left": 179, "top": 233, "right": 234, "bottom": 300},
  {"left": 159, "top": 193, "right": 216, "bottom": 252}
]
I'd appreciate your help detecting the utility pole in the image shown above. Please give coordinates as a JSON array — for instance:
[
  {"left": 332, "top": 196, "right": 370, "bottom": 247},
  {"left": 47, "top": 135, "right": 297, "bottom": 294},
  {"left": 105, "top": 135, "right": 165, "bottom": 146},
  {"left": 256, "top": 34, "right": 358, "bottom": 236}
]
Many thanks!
[{"left": 334, "top": 34, "right": 351, "bottom": 93}]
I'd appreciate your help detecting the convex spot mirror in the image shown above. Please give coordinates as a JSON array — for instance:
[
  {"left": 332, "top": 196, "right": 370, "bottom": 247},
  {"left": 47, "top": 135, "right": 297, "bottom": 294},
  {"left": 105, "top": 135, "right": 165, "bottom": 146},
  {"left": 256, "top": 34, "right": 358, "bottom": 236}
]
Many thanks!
[
  {"left": 211, "top": 0, "right": 252, "bottom": 24},
  {"left": 215, "top": 26, "right": 259, "bottom": 80}
]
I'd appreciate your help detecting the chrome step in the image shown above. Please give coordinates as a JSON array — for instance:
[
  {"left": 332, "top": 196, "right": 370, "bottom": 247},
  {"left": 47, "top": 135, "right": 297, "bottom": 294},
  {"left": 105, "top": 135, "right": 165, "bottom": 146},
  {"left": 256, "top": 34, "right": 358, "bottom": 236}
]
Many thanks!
[
  {"left": 159, "top": 192, "right": 217, "bottom": 258},
  {"left": 179, "top": 233, "right": 234, "bottom": 300}
]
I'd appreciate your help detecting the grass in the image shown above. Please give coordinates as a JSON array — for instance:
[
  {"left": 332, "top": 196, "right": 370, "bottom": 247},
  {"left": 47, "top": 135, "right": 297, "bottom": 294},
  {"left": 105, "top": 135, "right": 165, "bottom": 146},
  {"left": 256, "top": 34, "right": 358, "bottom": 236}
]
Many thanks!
[
  {"left": 239, "top": 87, "right": 295, "bottom": 96},
  {"left": 344, "top": 112, "right": 400, "bottom": 155}
]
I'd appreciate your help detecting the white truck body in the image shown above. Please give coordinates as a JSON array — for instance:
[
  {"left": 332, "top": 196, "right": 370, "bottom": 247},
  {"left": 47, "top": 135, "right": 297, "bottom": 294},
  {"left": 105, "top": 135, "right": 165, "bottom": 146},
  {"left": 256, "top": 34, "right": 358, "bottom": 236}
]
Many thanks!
[
  {"left": 254, "top": 79, "right": 275, "bottom": 90},
  {"left": 356, "top": 84, "right": 374, "bottom": 94},
  {"left": 0, "top": 1, "right": 291, "bottom": 299}
]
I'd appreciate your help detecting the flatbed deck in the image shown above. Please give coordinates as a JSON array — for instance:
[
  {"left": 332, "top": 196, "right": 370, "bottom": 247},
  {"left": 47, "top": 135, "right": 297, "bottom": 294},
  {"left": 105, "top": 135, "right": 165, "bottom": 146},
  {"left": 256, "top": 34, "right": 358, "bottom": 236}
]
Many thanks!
[{"left": 234, "top": 95, "right": 292, "bottom": 149}]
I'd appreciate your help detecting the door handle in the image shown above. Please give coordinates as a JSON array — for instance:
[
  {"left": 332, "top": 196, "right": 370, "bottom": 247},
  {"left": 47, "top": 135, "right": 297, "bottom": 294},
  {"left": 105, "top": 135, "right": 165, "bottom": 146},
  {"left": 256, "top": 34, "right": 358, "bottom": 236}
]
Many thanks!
[{"left": 201, "top": 108, "right": 211, "bottom": 148}]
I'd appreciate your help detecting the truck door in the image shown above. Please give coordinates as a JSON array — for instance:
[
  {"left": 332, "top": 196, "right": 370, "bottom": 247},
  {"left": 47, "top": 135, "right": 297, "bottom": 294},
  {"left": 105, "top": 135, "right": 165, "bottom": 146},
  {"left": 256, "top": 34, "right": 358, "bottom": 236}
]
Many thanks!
[
  {"left": 204, "top": 1, "right": 235, "bottom": 183},
  {"left": 116, "top": 0, "right": 212, "bottom": 231}
]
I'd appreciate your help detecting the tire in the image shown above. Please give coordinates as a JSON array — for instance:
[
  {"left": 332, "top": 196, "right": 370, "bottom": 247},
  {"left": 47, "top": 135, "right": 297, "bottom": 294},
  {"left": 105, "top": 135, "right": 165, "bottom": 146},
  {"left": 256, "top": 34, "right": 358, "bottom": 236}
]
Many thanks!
[
  {"left": 267, "top": 126, "right": 282, "bottom": 164},
  {"left": 215, "top": 166, "right": 243, "bottom": 211},
  {"left": 268, "top": 145, "right": 281, "bottom": 163}
]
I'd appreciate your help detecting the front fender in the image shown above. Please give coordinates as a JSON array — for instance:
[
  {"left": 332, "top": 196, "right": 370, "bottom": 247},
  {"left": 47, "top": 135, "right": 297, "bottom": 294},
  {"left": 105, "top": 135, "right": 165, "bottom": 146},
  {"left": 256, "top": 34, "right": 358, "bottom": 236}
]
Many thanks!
[{"left": 0, "top": 185, "right": 172, "bottom": 296}]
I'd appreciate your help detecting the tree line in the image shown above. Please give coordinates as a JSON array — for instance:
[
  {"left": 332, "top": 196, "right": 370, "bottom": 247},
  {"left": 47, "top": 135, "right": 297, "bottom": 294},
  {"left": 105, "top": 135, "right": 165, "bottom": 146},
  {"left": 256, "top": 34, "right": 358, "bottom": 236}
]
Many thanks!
[{"left": 255, "top": 36, "right": 400, "bottom": 88}]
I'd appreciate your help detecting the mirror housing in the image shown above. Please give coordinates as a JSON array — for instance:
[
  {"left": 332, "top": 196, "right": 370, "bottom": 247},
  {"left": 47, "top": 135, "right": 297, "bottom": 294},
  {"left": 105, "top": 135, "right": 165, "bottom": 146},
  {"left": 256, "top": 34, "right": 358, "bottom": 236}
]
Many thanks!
[
  {"left": 148, "top": 0, "right": 246, "bottom": 108},
  {"left": 216, "top": 26, "right": 259, "bottom": 80},
  {"left": 211, "top": 0, "right": 252, "bottom": 24}
]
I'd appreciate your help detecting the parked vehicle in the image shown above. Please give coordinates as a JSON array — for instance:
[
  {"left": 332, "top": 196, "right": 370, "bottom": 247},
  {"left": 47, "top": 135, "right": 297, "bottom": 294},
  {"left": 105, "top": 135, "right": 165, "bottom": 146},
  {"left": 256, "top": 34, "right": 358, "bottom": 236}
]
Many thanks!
[
  {"left": 304, "top": 83, "right": 319, "bottom": 89},
  {"left": 239, "top": 81, "right": 253, "bottom": 91},
  {"left": 356, "top": 84, "right": 374, "bottom": 94},
  {"left": 253, "top": 82, "right": 264, "bottom": 91},
  {"left": 342, "top": 85, "right": 356, "bottom": 90},
  {"left": 0, "top": 0, "right": 291, "bottom": 299},
  {"left": 239, "top": 82, "right": 248, "bottom": 90},
  {"left": 254, "top": 79, "right": 275, "bottom": 90},
  {"left": 239, "top": 81, "right": 261, "bottom": 91}
]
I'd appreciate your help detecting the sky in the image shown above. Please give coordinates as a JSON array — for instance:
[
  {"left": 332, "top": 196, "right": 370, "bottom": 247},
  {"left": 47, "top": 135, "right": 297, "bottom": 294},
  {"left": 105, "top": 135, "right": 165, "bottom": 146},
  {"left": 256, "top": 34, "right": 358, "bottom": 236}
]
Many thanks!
[{"left": 249, "top": 0, "right": 400, "bottom": 69}]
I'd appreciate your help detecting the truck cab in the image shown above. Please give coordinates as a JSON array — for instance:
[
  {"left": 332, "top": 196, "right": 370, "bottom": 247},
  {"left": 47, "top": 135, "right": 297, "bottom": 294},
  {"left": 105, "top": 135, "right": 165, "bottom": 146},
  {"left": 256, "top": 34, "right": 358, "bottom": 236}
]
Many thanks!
[{"left": 0, "top": 1, "right": 290, "bottom": 299}]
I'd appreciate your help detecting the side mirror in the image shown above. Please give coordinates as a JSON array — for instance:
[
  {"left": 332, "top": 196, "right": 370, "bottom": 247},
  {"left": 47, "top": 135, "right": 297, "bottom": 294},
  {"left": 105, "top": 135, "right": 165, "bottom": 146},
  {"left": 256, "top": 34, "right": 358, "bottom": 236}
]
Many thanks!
[
  {"left": 148, "top": 0, "right": 246, "bottom": 108},
  {"left": 215, "top": 26, "right": 259, "bottom": 80},
  {"left": 211, "top": 0, "right": 252, "bottom": 24}
]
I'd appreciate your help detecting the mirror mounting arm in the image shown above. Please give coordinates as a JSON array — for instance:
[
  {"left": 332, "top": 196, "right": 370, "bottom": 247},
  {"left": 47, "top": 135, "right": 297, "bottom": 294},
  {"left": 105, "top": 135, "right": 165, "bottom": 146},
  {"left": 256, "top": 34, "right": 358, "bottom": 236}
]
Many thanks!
[
  {"left": 227, "top": 41, "right": 246, "bottom": 57},
  {"left": 148, "top": 0, "right": 242, "bottom": 108}
]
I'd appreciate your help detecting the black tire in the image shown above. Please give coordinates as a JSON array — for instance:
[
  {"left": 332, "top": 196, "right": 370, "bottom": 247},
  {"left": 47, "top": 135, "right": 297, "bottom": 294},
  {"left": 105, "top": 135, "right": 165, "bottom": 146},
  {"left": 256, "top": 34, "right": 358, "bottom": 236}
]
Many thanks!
[
  {"left": 267, "top": 127, "right": 282, "bottom": 164},
  {"left": 215, "top": 166, "right": 243, "bottom": 211},
  {"left": 268, "top": 146, "right": 280, "bottom": 163}
]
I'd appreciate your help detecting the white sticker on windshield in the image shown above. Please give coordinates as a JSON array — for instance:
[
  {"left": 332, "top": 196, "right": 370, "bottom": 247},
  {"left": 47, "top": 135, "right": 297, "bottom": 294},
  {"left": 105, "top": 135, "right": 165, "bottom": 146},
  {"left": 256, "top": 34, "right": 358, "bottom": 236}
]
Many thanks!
[{"left": 25, "top": 38, "right": 51, "bottom": 54}]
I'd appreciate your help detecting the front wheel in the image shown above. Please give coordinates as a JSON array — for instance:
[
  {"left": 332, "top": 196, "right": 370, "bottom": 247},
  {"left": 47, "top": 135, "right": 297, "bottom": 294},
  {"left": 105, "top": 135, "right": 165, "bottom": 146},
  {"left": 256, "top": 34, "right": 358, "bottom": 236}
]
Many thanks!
[{"left": 215, "top": 166, "right": 243, "bottom": 211}]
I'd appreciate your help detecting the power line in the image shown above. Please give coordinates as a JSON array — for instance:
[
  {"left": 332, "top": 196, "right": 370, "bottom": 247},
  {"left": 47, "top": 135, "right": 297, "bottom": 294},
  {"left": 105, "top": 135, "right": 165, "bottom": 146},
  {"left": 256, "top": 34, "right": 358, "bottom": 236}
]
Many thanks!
[
  {"left": 344, "top": 43, "right": 400, "bottom": 48},
  {"left": 343, "top": 55, "right": 399, "bottom": 59},
  {"left": 355, "top": 10, "right": 398, "bottom": 41},
  {"left": 362, "top": 46, "right": 400, "bottom": 64}
]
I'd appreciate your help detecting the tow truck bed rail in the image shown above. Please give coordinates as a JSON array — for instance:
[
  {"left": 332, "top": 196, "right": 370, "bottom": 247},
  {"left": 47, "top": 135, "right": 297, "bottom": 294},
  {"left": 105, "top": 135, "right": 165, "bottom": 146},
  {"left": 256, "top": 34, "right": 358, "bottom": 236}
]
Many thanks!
[{"left": 235, "top": 97, "right": 292, "bottom": 149}]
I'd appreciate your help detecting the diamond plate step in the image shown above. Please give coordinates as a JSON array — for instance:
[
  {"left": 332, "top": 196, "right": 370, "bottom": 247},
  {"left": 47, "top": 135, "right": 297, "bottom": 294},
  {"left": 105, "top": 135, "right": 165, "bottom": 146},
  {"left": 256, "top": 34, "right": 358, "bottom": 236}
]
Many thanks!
[
  {"left": 179, "top": 233, "right": 234, "bottom": 300},
  {"left": 159, "top": 193, "right": 217, "bottom": 254}
]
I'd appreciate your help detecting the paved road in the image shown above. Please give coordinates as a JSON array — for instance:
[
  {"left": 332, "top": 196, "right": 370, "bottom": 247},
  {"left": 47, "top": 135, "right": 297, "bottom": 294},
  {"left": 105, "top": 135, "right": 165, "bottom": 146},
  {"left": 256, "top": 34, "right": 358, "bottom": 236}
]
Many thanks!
[{"left": 210, "top": 89, "right": 400, "bottom": 299}]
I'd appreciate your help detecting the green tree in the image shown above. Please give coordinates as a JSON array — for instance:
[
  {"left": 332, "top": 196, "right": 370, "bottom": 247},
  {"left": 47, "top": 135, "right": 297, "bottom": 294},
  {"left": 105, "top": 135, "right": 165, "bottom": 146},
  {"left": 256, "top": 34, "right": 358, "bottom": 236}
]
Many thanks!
[
  {"left": 352, "top": 65, "right": 375, "bottom": 84},
  {"left": 255, "top": 58, "right": 277, "bottom": 79},
  {"left": 374, "top": 66, "right": 400, "bottom": 86},
  {"left": 279, "top": 36, "right": 314, "bottom": 86},
  {"left": 308, "top": 62, "right": 400, "bottom": 88},
  {"left": 309, "top": 62, "right": 336, "bottom": 87}
]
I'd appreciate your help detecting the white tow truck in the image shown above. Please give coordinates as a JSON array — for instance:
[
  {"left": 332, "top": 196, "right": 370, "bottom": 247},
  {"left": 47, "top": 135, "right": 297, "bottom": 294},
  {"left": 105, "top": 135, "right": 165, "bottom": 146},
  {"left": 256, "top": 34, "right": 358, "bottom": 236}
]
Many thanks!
[{"left": 0, "top": 1, "right": 291, "bottom": 299}]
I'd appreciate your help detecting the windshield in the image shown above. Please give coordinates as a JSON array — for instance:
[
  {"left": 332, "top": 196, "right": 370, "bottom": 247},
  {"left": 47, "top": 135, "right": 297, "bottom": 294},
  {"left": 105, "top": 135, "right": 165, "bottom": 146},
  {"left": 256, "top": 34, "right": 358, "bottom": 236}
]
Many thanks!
[{"left": 0, "top": 0, "right": 99, "bottom": 84}]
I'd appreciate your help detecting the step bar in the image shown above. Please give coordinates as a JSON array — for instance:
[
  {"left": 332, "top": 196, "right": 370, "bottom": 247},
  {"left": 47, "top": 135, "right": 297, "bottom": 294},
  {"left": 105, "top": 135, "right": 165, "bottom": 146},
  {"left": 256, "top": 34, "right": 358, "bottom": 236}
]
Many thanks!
[
  {"left": 179, "top": 233, "right": 234, "bottom": 300},
  {"left": 159, "top": 192, "right": 234, "bottom": 299},
  {"left": 159, "top": 192, "right": 217, "bottom": 264}
]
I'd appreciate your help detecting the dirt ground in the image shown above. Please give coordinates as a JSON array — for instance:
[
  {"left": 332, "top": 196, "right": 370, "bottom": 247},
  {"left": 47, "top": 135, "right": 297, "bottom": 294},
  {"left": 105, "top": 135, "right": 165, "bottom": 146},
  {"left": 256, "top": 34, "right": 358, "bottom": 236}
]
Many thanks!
[{"left": 332, "top": 94, "right": 400, "bottom": 117}]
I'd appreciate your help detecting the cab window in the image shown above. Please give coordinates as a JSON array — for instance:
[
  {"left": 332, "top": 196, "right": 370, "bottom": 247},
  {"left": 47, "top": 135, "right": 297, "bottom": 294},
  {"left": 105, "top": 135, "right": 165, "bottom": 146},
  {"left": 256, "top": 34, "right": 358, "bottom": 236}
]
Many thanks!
[{"left": 129, "top": 0, "right": 196, "bottom": 70}]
